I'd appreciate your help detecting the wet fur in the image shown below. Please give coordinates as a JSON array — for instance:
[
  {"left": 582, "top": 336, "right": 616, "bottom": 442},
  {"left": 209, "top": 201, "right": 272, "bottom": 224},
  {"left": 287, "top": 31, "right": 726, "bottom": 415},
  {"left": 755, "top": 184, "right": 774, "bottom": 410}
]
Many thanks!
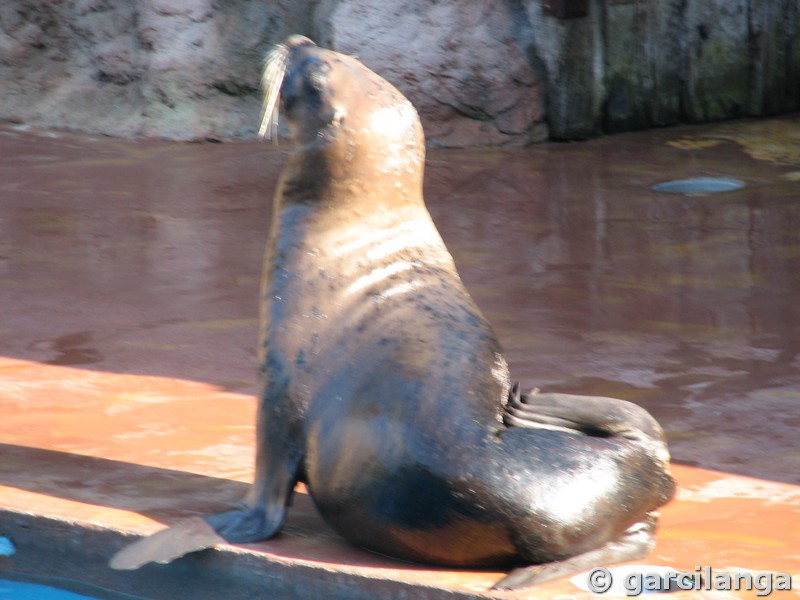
[{"left": 110, "top": 36, "right": 675, "bottom": 590}]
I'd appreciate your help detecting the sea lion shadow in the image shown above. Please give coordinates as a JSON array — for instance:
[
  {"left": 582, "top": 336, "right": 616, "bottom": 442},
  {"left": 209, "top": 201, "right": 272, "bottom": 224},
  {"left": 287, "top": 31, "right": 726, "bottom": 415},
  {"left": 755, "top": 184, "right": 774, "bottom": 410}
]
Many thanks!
[
  {"left": 0, "top": 443, "right": 244, "bottom": 525},
  {"left": 0, "top": 443, "right": 491, "bottom": 573}
]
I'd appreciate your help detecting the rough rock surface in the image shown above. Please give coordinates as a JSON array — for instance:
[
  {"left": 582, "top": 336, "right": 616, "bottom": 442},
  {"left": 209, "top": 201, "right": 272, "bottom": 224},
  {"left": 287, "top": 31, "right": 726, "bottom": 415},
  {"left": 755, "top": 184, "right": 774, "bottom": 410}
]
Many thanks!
[
  {"left": 316, "top": 0, "right": 547, "bottom": 147},
  {"left": 1, "top": 0, "right": 798, "bottom": 145},
  {"left": 0, "top": 0, "right": 547, "bottom": 145},
  {"left": 523, "top": 0, "right": 800, "bottom": 139},
  {"left": 0, "top": 0, "right": 314, "bottom": 140}
]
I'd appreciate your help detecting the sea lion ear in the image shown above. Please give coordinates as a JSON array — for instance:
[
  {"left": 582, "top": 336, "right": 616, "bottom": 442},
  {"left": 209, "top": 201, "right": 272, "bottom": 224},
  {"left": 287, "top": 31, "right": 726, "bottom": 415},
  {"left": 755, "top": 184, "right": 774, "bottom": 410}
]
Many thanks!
[
  {"left": 307, "top": 61, "right": 332, "bottom": 92},
  {"left": 332, "top": 107, "right": 345, "bottom": 128}
]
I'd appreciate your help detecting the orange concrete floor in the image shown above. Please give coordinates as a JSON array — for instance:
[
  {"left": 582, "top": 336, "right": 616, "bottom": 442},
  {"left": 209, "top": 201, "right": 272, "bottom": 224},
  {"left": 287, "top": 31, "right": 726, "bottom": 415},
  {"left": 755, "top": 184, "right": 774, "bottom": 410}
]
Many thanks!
[{"left": 1, "top": 118, "right": 799, "bottom": 598}]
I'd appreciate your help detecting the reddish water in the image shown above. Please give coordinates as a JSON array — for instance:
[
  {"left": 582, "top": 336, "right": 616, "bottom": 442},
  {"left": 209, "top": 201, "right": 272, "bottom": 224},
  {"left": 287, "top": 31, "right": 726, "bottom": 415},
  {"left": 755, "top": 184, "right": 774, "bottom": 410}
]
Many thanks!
[{"left": 1, "top": 118, "right": 799, "bottom": 490}]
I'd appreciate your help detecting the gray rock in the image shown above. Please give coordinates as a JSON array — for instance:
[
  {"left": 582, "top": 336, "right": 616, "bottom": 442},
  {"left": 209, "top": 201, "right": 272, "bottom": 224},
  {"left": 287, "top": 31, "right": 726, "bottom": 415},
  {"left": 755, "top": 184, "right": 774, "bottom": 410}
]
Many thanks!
[
  {"left": 0, "top": 0, "right": 314, "bottom": 139},
  {"left": 1, "top": 0, "right": 798, "bottom": 144},
  {"left": 317, "top": 0, "right": 547, "bottom": 146},
  {"left": 0, "top": 0, "right": 547, "bottom": 146},
  {"left": 524, "top": 0, "right": 604, "bottom": 140}
]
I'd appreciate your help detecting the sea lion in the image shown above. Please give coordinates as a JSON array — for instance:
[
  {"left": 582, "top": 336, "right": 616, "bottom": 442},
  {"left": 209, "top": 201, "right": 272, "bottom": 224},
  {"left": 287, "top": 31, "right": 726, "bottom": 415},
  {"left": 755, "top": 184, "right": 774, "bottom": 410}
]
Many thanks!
[{"left": 110, "top": 35, "right": 675, "bottom": 589}]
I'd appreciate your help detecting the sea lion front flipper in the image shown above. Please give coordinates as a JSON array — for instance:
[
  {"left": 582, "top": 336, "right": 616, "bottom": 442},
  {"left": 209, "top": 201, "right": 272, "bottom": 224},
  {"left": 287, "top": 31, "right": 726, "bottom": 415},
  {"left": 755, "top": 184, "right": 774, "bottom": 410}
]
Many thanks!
[
  {"left": 108, "top": 505, "right": 282, "bottom": 571},
  {"left": 109, "top": 472, "right": 300, "bottom": 570},
  {"left": 110, "top": 388, "right": 305, "bottom": 570},
  {"left": 109, "top": 516, "right": 226, "bottom": 570},
  {"left": 492, "top": 513, "right": 658, "bottom": 591},
  {"left": 203, "top": 499, "right": 289, "bottom": 543}
]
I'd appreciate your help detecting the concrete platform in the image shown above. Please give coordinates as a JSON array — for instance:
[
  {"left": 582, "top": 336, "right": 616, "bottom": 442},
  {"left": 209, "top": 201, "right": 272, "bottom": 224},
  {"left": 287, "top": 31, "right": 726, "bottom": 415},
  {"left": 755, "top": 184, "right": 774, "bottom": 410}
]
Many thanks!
[{"left": 1, "top": 119, "right": 799, "bottom": 598}]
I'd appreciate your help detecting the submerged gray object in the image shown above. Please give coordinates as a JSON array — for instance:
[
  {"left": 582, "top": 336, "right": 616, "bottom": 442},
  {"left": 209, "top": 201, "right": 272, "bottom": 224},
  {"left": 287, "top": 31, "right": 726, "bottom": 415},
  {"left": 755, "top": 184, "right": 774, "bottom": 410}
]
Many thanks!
[{"left": 651, "top": 177, "right": 745, "bottom": 194}]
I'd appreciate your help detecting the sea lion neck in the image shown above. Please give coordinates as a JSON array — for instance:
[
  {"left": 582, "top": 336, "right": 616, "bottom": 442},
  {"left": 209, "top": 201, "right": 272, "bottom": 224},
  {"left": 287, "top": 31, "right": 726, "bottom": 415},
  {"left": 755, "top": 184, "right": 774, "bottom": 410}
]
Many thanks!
[{"left": 277, "top": 134, "right": 426, "bottom": 214}]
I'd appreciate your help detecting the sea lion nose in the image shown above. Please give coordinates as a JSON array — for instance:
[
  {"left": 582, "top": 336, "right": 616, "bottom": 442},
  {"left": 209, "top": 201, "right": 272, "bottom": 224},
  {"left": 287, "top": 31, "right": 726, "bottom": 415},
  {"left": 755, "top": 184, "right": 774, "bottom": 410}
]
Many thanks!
[{"left": 284, "top": 34, "right": 316, "bottom": 50}]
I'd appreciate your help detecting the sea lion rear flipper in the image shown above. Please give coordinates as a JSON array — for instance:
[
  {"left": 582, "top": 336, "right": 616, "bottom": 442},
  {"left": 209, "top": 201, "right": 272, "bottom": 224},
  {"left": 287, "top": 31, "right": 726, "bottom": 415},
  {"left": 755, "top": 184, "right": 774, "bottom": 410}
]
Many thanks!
[
  {"left": 492, "top": 513, "right": 658, "bottom": 590},
  {"left": 504, "top": 385, "right": 667, "bottom": 444},
  {"left": 109, "top": 516, "right": 226, "bottom": 570}
]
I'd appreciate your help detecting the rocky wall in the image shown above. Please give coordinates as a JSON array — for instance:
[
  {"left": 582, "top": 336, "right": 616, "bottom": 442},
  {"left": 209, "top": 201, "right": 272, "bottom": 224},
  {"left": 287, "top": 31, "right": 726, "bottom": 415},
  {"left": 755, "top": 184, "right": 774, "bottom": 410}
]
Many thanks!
[
  {"left": 1, "top": 0, "right": 798, "bottom": 145},
  {"left": 0, "top": 0, "right": 314, "bottom": 139}
]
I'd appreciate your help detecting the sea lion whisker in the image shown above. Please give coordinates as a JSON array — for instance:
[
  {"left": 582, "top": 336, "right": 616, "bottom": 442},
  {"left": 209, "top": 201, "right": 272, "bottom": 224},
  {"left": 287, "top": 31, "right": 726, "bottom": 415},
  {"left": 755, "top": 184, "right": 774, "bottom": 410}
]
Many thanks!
[
  {"left": 259, "top": 43, "right": 289, "bottom": 141},
  {"left": 261, "top": 46, "right": 287, "bottom": 135}
]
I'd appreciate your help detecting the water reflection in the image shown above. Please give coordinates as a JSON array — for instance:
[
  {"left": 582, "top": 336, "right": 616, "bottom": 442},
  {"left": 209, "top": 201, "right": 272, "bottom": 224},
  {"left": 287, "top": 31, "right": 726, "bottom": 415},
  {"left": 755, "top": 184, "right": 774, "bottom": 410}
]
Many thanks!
[
  {"left": 427, "top": 130, "right": 800, "bottom": 485},
  {"left": 1, "top": 120, "right": 799, "bottom": 483}
]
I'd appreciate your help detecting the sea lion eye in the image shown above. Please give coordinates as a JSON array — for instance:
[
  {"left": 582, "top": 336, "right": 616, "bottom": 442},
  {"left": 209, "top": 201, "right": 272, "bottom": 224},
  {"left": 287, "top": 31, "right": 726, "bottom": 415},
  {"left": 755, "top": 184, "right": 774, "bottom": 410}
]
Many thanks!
[{"left": 307, "top": 61, "right": 331, "bottom": 93}]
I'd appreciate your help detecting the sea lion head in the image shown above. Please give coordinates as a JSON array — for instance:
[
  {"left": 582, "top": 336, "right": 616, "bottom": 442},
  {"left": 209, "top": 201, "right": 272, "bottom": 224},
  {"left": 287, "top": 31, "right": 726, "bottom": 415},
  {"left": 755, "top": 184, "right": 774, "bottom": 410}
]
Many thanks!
[{"left": 260, "top": 36, "right": 425, "bottom": 189}]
